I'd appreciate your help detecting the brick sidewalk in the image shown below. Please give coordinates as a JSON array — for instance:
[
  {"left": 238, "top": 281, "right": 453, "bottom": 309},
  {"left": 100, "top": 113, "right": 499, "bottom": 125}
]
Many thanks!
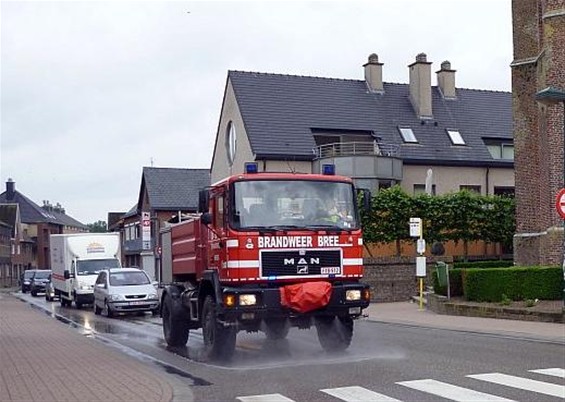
[{"left": 0, "top": 293, "right": 174, "bottom": 402}]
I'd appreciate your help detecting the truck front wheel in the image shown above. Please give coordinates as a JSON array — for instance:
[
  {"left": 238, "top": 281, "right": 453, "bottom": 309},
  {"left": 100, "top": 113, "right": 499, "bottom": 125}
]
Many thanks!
[
  {"left": 202, "top": 295, "right": 236, "bottom": 361},
  {"left": 315, "top": 316, "right": 353, "bottom": 352},
  {"left": 264, "top": 318, "right": 290, "bottom": 340},
  {"left": 162, "top": 293, "right": 189, "bottom": 347}
]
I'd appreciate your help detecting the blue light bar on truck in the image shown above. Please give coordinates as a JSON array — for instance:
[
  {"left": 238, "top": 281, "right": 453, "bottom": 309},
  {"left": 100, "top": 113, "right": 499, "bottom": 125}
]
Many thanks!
[
  {"left": 245, "top": 162, "right": 259, "bottom": 174},
  {"left": 322, "top": 164, "right": 336, "bottom": 175}
]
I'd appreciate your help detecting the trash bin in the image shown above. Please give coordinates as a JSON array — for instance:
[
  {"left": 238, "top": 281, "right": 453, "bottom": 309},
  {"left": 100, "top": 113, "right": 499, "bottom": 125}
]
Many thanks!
[{"left": 435, "top": 261, "right": 450, "bottom": 299}]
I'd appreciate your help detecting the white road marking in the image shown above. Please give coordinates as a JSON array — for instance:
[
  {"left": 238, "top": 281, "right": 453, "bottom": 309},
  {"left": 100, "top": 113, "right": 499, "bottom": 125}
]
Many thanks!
[
  {"left": 468, "top": 373, "right": 565, "bottom": 398},
  {"left": 236, "top": 394, "right": 295, "bottom": 402},
  {"left": 321, "top": 386, "right": 402, "bottom": 401},
  {"left": 529, "top": 368, "right": 565, "bottom": 379},
  {"left": 397, "top": 379, "right": 515, "bottom": 402}
]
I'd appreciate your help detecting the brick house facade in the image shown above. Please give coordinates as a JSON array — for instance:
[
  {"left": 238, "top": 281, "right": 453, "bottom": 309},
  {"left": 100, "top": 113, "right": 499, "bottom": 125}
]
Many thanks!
[{"left": 512, "top": 0, "right": 565, "bottom": 265}]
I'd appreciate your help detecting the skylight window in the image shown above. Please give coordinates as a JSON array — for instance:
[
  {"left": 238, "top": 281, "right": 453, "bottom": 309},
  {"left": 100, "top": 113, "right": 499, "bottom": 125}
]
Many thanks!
[
  {"left": 447, "top": 130, "right": 465, "bottom": 145},
  {"left": 398, "top": 127, "right": 418, "bottom": 143}
]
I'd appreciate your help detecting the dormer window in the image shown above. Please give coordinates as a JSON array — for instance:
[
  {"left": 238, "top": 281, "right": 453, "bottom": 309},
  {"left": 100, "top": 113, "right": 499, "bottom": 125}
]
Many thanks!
[
  {"left": 484, "top": 139, "right": 514, "bottom": 160},
  {"left": 398, "top": 127, "right": 418, "bottom": 143},
  {"left": 447, "top": 129, "right": 465, "bottom": 145}
]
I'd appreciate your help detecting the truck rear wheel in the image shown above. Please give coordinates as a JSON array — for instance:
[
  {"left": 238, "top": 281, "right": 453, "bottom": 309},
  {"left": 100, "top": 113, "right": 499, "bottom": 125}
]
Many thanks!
[
  {"left": 202, "top": 295, "right": 236, "bottom": 360},
  {"left": 264, "top": 318, "right": 290, "bottom": 340},
  {"left": 315, "top": 316, "right": 353, "bottom": 352},
  {"left": 162, "top": 293, "right": 189, "bottom": 347}
]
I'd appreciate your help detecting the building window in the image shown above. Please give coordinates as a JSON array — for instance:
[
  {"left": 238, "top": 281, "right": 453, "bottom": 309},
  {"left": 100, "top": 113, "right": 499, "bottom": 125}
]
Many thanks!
[
  {"left": 494, "top": 186, "right": 515, "bottom": 197},
  {"left": 460, "top": 185, "right": 481, "bottom": 194},
  {"left": 484, "top": 139, "right": 514, "bottom": 160},
  {"left": 447, "top": 129, "right": 465, "bottom": 145},
  {"left": 414, "top": 184, "right": 436, "bottom": 195},
  {"left": 398, "top": 127, "right": 418, "bottom": 143}
]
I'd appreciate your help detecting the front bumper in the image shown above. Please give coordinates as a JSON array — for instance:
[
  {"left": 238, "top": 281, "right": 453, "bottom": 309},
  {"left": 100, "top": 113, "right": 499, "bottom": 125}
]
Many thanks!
[
  {"left": 219, "top": 282, "right": 370, "bottom": 323},
  {"left": 109, "top": 299, "right": 160, "bottom": 313}
]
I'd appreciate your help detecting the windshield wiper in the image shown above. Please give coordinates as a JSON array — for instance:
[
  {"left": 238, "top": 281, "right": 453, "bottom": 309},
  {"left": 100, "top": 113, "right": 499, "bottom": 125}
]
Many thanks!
[{"left": 308, "top": 224, "right": 350, "bottom": 232}]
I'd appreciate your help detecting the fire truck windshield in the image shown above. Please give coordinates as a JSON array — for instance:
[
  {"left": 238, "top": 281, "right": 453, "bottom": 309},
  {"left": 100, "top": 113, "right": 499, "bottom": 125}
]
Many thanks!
[{"left": 231, "top": 180, "right": 359, "bottom": 231}]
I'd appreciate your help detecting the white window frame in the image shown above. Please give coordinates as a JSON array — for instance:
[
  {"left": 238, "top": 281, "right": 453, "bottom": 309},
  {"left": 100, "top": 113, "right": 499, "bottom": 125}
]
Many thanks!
[
  {"left": 398, "top": 127, "right": 418, "bottom": 143},
  {"left": 447, "top": 129, "right": 465, "bottom": 145}
]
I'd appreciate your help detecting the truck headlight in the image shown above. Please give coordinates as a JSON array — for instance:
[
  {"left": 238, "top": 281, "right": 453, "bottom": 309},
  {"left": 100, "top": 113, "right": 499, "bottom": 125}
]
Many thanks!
[
  {"left": 147, "top": 293, "right": 157, "bottom": 299},
  {"left": 346, "top": 289, "right": 361, "bottom": 301},
  {"left": 239, "top": 294, "right": 257, "bottom": 306},
  {"left": 108, "top": 294, "right": 123, "bottom": 301}
]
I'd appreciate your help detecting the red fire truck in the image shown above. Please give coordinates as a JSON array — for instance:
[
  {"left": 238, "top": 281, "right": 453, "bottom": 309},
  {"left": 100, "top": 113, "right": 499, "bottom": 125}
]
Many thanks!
[{"left": 159, "top": 163, "right": 371, "bottom": 360}]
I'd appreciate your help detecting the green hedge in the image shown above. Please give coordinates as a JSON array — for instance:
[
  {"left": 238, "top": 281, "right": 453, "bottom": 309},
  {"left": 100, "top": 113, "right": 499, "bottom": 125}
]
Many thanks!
[
  {"left": 463, "top": 266, "right": 562, "bottom": 302},
  {"left": 453, "top": 260, "right": 514, "bottom": 269}
]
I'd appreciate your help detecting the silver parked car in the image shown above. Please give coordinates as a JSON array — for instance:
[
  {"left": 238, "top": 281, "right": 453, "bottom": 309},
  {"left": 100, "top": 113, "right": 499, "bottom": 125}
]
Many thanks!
[{"left": 93, "top": 268, "right": 159, "bottom": 317}]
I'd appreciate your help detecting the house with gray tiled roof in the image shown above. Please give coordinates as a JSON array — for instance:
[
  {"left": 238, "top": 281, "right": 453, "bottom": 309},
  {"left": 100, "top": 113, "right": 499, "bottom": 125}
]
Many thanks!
[
  {"left": 117, "top": 167, "right": 210, "bottom": 279},
  {"left": 210, "top": 53, "right": 514, "bottom": 198},
  {"left": 0, "top": 179, "right": 87, "bottom": 269}
]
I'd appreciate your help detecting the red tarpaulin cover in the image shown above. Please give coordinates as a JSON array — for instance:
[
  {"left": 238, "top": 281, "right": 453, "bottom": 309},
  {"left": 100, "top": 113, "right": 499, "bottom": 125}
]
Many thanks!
[{"left": 279, "top": 281, "right": 333, "bottom": 313}]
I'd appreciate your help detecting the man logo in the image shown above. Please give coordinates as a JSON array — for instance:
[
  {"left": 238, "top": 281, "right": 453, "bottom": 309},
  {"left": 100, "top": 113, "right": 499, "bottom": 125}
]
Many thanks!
[{"left": 297, "top": 265, "right": 308, "bottom": 274}]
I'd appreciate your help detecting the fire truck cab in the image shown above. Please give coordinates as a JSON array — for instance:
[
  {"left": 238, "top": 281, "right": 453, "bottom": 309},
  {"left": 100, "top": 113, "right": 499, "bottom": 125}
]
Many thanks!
[{"left": 159, "top": 163, "right": 371, "bottom": 360}]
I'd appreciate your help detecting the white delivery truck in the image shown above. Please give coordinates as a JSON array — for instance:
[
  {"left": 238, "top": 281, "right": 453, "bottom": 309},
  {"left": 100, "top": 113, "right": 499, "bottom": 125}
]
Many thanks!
[{"left": 50, "top": 233, "right": 122, "bottom": 308}]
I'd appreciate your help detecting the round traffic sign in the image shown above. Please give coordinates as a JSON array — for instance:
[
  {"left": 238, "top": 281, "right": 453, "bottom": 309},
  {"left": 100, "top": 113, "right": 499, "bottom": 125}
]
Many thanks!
[{"left": 556, "top": 188, "right": 565, "bottom": 220}]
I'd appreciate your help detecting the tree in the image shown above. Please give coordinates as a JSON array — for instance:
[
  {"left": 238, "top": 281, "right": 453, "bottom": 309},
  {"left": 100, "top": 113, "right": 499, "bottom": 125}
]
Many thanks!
[{"left": 87, "top": 220, "right": 107, "bottom": 233}]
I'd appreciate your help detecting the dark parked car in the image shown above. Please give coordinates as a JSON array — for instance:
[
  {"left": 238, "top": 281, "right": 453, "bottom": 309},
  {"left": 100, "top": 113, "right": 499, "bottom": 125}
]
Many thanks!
[
  {"left": 30, "top": 270, "right": 52, "bottom": 297},
  {"left": 21, "top": 270, "right": 38, "bottom": 293}
]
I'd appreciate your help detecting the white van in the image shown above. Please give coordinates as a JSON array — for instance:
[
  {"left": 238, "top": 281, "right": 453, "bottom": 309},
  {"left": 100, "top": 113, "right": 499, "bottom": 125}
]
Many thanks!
[{"left": 50, "top": 233, "right": 121, "bottom": 308}]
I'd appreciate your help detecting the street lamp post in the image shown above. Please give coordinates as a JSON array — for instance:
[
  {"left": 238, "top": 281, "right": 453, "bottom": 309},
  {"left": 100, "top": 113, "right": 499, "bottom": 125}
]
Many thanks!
[{"left": 535, "top": 86, "right": 565, "bottom": 311}]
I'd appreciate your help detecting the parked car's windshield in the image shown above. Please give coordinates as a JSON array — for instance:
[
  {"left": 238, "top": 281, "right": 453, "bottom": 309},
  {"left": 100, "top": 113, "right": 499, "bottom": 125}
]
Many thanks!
[
  {"left": 33, "top": 271, "right": 51, "bottom": 279},
  {"left": 23, "top": 271, "right": 35, "bottom": 279},
  {"left": 109, "top": 271, "right": 150, "bottom": 286},
  {"left": 77, "top": 258, "right": 120, "bottom": 276}
]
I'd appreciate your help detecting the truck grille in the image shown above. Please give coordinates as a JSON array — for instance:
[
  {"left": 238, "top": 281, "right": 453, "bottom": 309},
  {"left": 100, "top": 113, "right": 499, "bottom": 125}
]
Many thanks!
[{"left": 260, "top": 249, "right": 342, "bottom": 277}]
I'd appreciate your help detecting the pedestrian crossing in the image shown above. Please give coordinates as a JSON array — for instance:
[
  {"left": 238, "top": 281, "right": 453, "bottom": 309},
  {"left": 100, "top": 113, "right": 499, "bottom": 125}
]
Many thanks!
[{"left": 236, "top": 367, "right": 565, "bottom": 401}]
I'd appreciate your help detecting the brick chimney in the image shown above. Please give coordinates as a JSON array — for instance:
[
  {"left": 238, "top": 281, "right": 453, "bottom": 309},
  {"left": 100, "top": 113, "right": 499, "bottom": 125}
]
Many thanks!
[
  {"left": 436, "top": 60, "right": 456, "bottom": 99},
  {"left": 408, "top": 53, "right": 433, "bottom": 119},
  {"left": 364, "top": 53, "right": 384, "bottom": 93},
  {"left": 6, "top": 179, "right": 15, "bottom": 201}
]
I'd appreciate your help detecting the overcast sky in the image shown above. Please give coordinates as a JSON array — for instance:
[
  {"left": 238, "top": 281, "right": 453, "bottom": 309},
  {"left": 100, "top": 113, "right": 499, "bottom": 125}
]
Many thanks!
[{"left": 0, "top": 0, "right": 513, "bottom": 225}]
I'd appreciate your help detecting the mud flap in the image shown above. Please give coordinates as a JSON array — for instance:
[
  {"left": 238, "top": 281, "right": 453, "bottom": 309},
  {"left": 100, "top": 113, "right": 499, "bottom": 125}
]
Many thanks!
[{"left": 280, "top": 281, "right": 332, "bottom": 313}]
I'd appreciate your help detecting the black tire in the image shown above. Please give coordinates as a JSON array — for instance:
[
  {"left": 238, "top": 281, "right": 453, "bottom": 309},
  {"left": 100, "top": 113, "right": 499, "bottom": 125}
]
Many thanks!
[
  {"left": 151, "top": 308, "right": 160, "bottom": 317},
  {"left": 93, "top": 302, "right": 102, "bottom": 315},
  {"left": 76, "top": 302, "right": 82, "bottom": 309},
  {"left": 202, "top": 295, "right": 236, "bottom": 361},
  {"left": 264, "top": 318, "right": 290, "bottom": 340},
  {"left": 315, "top": 316, "right": 354, "bottom": 352},
  {"left": 31, "top": 290, "right": 37, "bottom": 297},
  {"left": 103, "top": 300, "right": 114, "bottom": 318},
  {"left": 60, "top": 297, "right": 70, "bottom": 307},
  {"left": 45, "top": 293, "right": 50, "bottom": 301},
  {"left": 162, "top": 294, "right": 189, "bottom": 347}
]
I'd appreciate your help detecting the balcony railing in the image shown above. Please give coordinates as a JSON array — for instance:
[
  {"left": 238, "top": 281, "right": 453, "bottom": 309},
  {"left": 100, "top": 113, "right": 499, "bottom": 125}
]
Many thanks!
[{"left": 313, "top": 142, "right": 400, "bottom": 159}]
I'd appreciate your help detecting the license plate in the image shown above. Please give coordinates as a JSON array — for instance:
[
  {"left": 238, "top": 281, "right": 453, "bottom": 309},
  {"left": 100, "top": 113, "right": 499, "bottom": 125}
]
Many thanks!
[
  {"left": 129, "top": 301, "right": 146, "bottom": 306},
  {"left": 320, "top": 267, "right": 341, "bottom": 274}
]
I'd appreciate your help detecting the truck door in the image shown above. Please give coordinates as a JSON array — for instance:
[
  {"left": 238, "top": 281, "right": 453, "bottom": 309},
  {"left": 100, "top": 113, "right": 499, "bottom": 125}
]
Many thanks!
[{"left": 209, "top": 191, "right": 227, "bottom": 273}]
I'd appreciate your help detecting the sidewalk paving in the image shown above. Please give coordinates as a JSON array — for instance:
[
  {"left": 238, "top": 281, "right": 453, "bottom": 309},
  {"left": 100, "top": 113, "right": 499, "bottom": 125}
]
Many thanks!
[
  {"left": 364, "top": 300, "right": 565, "bottom": 343},
  {"left": 0, "top": 292, "right": 175, "bottom": 402}
]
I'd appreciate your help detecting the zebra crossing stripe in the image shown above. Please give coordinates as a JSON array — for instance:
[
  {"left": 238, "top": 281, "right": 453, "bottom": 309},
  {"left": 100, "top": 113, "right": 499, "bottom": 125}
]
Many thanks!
[
  {"left": 236, "top": 394, "right": 295, "bottom": 402},
  {"left": 468, "top": 373, "right": 565, "bottom": 398},
  {"left": 321, "top": 386, "right": 402, "bottom": 401},
  {"left": 529, "top": 368, "right": 565, "bottom": 379},
  {"left": 397, "top": 379, "right": 515, "bottom": 402}
]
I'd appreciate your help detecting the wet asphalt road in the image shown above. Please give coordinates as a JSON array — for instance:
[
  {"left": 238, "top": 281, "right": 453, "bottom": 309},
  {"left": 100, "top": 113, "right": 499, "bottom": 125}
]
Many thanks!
[{"left": 18, "top": 292, "right": 565, "bottom": 402}]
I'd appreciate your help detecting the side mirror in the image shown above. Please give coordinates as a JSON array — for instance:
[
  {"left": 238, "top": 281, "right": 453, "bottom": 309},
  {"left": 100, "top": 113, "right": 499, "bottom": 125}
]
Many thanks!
[
  {"left": 64, "top": 270, "right": 70, "bottom": 280},
  {"left": 198, "top": 189, "right": 210, "bottom": 213},
  {"left": 201, "top": 212, "right": 212, "bottom": 225}
]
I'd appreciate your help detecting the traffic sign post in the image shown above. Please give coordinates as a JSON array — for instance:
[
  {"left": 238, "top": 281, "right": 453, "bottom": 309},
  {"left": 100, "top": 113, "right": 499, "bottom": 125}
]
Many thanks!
[
  {"left": 556, "top": 188, "right": 565, "bottom": 220},
  {"left": 556, "top": 188, "right": 565, "bottom": 310}
]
